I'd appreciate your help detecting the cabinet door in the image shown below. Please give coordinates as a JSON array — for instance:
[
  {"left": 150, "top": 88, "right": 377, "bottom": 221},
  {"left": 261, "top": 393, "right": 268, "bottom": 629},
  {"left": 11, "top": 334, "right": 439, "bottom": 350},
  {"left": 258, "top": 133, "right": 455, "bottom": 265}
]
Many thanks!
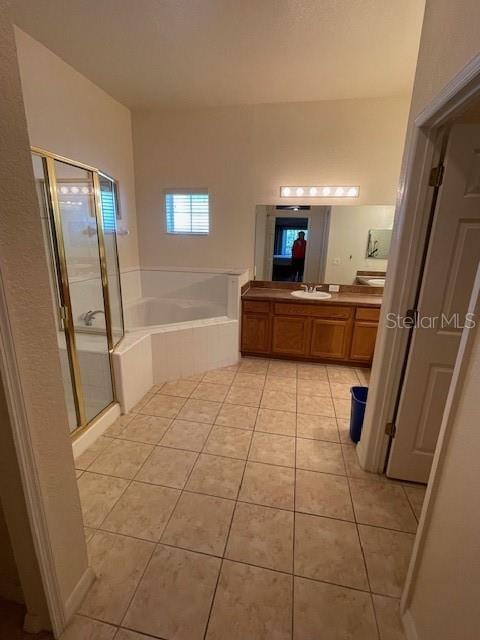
[
  {"left": 272, "top": 316, "right": 310, "bottom": 357},
  {"left": 310, "top": 319, "right": 350, "bottom": 360},
  {"left": 241, "top": 313, "right": 271, "bottom": 354},
  {"left": 350, "top": 322, "right": 378, "bottom": 363}
]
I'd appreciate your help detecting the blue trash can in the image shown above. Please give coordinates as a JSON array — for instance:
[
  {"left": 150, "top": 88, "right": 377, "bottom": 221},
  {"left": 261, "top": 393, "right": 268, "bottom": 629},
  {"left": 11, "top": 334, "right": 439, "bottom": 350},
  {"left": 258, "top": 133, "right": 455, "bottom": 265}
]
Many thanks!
[{"left": 349, "top": 386, "right": 368, "bottom": 443}]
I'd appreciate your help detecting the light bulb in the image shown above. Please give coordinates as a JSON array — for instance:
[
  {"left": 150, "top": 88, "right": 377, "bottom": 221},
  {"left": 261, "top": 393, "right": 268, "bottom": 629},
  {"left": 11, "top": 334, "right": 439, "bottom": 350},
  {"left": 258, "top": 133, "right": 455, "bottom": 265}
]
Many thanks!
[
  {"left": 71, "top": 186, "right": 79, "bottom": 194},
  {"left": 296, "top": 187, "right": 304, "bottom": 197},
  {"left": 60, "top": 186, "right": 68, "bottom": 194},
  {"left": 322, "top": 187, "right": 331, "bottom": 196},
  {"left": 309, "top": 187, "right": 317, "bottom": 196},
  {"left": 335, "top": 187, "right": 345, "bottom": 196},
  {"left": 81, "top": 186, "right": 89, "bottom": 194},
  {"left": 282, "top": 187, "right": 291, "bottom": 197},
  {"left": 347, "top": 187, "right": 358, "bottom": 197}
]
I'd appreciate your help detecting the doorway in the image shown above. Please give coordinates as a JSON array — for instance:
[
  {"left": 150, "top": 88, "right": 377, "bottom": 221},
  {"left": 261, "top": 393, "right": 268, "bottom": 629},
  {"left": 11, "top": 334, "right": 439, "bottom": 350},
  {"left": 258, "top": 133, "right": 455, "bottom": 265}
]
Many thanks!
[
  {"left": 31, "top": 149, "right": 124, "bottom": 435},
  {"left": 272, "top": 216, "right": 309, "bottom": 281}
]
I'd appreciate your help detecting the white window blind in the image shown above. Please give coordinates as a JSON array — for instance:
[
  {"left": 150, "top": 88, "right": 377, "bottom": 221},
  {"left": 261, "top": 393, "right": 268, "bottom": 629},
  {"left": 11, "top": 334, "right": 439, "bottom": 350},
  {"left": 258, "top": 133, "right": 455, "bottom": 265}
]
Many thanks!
[
  {"left": 100, "top": 184, "right": 117, "bottom": 233},
  {"left": 165, "top": 191, "right": 209, "bottom": 234}
]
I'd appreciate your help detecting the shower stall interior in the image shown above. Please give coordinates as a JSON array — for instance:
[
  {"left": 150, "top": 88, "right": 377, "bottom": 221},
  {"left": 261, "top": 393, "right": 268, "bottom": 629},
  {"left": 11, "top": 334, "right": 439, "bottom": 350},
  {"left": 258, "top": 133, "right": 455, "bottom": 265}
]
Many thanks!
[{"left": 31, "top": 148, "right": 124, "bottom": 435}]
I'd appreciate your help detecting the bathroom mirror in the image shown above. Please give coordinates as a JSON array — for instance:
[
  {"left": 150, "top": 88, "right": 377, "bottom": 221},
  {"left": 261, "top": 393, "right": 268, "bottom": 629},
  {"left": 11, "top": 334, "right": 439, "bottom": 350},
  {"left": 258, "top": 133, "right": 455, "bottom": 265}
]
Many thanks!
[
  {"left": 366, "top": 228, "right": 392, "bottom": 259},
  {"left": 254, "top": 204, "right": 395, "bottom": 286}
]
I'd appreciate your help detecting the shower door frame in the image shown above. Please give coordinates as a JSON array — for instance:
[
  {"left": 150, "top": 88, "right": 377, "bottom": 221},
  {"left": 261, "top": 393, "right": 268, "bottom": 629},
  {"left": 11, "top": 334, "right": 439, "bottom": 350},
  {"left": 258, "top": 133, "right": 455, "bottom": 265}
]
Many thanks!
[{"left": 32, "top": 146, "right": 124, "bottom": 437}]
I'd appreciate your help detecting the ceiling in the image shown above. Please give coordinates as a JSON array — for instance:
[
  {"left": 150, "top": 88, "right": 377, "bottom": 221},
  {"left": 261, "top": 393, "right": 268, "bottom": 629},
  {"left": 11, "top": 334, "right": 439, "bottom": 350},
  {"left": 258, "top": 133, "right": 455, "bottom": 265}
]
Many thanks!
[{"left": 11, "top": 0, "right": 425, "bottom": 110}]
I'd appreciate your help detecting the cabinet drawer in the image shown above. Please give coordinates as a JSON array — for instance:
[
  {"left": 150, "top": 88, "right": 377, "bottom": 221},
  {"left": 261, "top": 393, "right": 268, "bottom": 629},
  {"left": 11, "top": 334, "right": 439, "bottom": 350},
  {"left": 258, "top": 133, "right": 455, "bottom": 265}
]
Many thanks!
[
  {"left": 243, "top": 300, "right": 270, "bottom": 314},
  {"left": 356, "top": 307, "right": 380, "bottom": 322},
  {"left": 274, "top": 303, "right": 352, "bottom": 320}
]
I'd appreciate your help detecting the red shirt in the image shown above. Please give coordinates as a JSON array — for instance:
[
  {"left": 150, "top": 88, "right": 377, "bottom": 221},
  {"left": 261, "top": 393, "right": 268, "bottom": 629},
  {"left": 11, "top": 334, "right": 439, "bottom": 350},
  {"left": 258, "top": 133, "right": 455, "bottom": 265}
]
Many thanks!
[{"left": 292, "top": 238, "right": 306, "bottom": 259}]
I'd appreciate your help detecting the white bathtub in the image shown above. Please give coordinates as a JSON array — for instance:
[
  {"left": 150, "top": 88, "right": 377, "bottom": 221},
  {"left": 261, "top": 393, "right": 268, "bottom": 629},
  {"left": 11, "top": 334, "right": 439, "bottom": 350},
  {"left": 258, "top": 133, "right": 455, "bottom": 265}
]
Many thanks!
[{"left": 113, "top": 268, "right": 249, "bottom": 412}]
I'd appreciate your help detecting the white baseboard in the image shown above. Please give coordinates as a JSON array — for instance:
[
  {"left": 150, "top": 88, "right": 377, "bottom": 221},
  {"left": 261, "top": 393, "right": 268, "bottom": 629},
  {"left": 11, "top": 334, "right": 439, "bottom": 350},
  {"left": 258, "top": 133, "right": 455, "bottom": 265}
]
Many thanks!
[
  {"left": 402, "top": 610, "right": 419, "bottom": 640},
  {"left": 72, "top": 404, "right": 120, "bottom": 459},
  {"left": 64, "top": 567, "right": 96, "bottom": 623}
]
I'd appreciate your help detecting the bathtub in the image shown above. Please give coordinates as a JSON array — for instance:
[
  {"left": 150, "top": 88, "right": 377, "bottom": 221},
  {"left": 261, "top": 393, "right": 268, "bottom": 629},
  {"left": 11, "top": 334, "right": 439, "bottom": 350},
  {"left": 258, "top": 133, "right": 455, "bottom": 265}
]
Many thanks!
[{"left": 113, "top": 268, "right": 249, "bottom": 412}]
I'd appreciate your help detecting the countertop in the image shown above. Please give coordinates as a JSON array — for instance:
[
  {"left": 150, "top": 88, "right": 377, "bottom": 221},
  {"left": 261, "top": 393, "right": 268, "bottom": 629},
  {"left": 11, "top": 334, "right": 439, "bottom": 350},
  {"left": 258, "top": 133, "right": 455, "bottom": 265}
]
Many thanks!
[{"left": 242, "top": 287, "right": 383, "bottom": 307}]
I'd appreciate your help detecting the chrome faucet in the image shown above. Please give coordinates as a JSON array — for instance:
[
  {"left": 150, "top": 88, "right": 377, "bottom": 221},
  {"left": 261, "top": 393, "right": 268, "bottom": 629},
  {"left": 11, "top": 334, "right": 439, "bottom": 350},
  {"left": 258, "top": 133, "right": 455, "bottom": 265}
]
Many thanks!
[
  {"left": 83, "top": 309, "right": 104, "bottom": 326},
  {"left": 301, "top": 283, "right": 323, "bottom": 293}
]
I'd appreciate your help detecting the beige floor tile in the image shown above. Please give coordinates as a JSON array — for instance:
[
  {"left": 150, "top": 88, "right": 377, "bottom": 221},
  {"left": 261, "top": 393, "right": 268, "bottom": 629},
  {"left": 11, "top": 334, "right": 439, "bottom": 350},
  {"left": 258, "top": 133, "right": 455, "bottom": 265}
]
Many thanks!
[
  {"left": 297, "top": 379, "right": 331, "bottom": 397},
  {"left": 238, "top": 358, "right": 269, "bottom": 374},
  {"left": 249, "top": 432, "right": 295, "bottom": 467},
  {"left": 191, "top": 381, "right": 230, "bottom": 402},
  {"left": 337, "top": 418, "right": 352, "bottom": 444},
  {"left": 403, "top": 484, "right": 426, "bottom": 520},
  {"left": 296, "top": 414, "right": 339, "bottom": 442},
  {"left": 295, "top": 513, "right": 369, "bottom": 590},
  {"left": 130, "top": 392, "right": 155, "bottom": 413},
  {"left": 160, "top": 419, "right": 212, "bottom": 452},
  {"left": 297, "top": 394, "right": 335, "bottom": 417},
  {"left": 267, "top": 360, "right": 298, "bottom": 378},
  {"left": 239, "top": 461, "right": 295, "bottom": 510},
  {"left": 75, "top": 436, "right": 111, "bottom": 470},
  {"left": 84, "top": 527, "right": 96, "bottom": 543},
  {"left": 101, "top": 481, "right": 180, "bottom": 541},
  {"left": 226, "top": 502, "right": 294, "bottom": 572},
  {"left": 186, "top": 453, "right": 245, "bottom": 499},
  {"left": 124, "top": 544, "right": 220, "bottom": 640},
  {"left": 177, "top": 398, "right": 222, "bottom": 423},
  {"left": 104, "top": 413, "right": 135, "bottom": 438},
  {"left": 264, "top": 375, "right": 297, "bottom": 393},
  {"left": 261, "top": 389, "right": 296, "bottom": 412},
  {"left": 140, "top": 394, "right": 186, "bottom": 418},
  {"left": 203, "top": 426, "right": 252, "bottom": 459},
  {"left": 330, "top": 381, "right": 354, "bottom": 399},
  {"left": 88, "top": 439, "right": 154, "bottom": 480},
  {"left": 358, "top": 525, "right": 415, "bottom": 597},
  {"left": 294, "top": 577, "right": 378, "bottom": 640},
  {"left": 159, "top": 379, "right": 198, "bottom": 397},
  {"left": 296, "top": 438, "right": 345, "bottom": 475},
  {"left": 225, "top": 384, "right": 263, "bottom": 407},
  {"left": 255, "top": 408, "right": 296, "bottom": 436},
  {"left": 333, "top": 396, "right": 351, "bottom": 419},
  {"left": 215, "top": 403, "right": 258, "bottom": 430},
  {"left": 80, "top": 531, "right": 154, "bottom": 625},
  {"left": 162, "top": 491, "right": 235, "bottom": 555},
  {"left": 206, "top": 560, "right": 292, "bottom": 640},
  {"left": 327, "top": 366, "right": 360, "bottom": 384},
  {"left": 350, "top": 479, "right": 417, "bottom": 532},
  {"left": 135, "top": 446, "right": 197, "bottom": 488},
  {"left": 356, "top": 368, "right": 371, "bottom": 385},
  {"left": 203, "top": 367, "right": 237, "bottom": 385},
  {"left": 296, "top": 470, "right": 354, "bottom": 521},
  {"left": 115, "top": 630, "right": 153, "bottom": 640},
  {"left": 75, "top": 470, "right": 83, "bottom": 479},
  {"left": 60, "top": 615, "right": 117, "bottom": 640},
  {"left": 342, "top": 445, "right": 387, "bottom": 481},
  {"left": 78, "top": 472, "right": 128, "bottom": 528},
  {"left": 297, "top": 363, "right": 328, "bottom": 380},
  {"left": 118, "top": 414, "right": 172, "bottom": 444},
  {"left": 373, "top": 595, "right": 406, "bottom": 640},
  {"left": 232, "top": 372, "right": 266, "bottom": 389}
]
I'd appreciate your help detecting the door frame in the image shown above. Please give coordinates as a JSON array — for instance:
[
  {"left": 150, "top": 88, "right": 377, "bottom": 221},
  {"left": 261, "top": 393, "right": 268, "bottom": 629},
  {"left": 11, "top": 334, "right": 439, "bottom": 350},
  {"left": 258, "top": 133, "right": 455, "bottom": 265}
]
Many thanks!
[{"left": 357, "top": 53, "right": 480, "bottom": 473}]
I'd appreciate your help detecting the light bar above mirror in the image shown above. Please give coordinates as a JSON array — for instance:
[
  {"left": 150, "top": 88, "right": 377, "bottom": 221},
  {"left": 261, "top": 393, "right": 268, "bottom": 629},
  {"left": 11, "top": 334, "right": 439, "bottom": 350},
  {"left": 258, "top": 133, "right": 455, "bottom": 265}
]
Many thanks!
[{"left": 280, "top": 186, "right": 360, "bottom": 198}]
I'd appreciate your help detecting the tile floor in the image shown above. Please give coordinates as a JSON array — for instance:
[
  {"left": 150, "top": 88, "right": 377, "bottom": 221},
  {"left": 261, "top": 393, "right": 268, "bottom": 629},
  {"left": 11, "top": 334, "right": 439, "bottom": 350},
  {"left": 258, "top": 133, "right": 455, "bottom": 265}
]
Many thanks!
[{"left": 71, "top": 358, "right": 426, "bottom": 640}]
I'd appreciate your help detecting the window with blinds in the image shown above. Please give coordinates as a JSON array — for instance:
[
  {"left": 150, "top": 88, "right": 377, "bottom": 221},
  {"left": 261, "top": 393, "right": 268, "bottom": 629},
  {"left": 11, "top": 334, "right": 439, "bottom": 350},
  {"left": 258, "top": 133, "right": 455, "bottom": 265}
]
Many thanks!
[
  {"left": 165, "top": 191, "right": 210, "bottom": 234},
  {"left": 100, "top": 181, "right": 118, "bottom": 233}
]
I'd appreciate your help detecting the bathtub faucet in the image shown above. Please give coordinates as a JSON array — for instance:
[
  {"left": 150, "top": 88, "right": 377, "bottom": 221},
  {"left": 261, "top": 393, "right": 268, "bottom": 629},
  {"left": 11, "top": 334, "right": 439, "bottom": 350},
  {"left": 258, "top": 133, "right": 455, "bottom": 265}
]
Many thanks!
[{"left": 83, "top": 309, "right": 105, "bottom": 326}]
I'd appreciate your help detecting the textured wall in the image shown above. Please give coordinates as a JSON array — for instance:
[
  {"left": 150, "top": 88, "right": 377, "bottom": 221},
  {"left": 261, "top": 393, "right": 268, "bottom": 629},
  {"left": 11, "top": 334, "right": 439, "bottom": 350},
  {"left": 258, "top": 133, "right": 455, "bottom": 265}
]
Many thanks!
[{"left": 0, "top": 3, "right": 88, "bottom": 625}]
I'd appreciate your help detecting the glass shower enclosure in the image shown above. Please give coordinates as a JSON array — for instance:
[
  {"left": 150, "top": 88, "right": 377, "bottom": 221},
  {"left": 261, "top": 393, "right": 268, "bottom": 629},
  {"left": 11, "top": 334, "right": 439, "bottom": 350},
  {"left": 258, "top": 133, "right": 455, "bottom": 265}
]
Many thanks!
[{"left": 31, "top": 148, "right": 124, "bottom": 435}]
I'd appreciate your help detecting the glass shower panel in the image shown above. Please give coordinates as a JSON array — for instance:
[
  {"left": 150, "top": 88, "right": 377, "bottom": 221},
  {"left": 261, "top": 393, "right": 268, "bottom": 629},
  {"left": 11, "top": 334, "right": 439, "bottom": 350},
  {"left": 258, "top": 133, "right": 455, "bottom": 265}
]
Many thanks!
[
  {"left": 53, "top": 159, "right": 114, "bottom": 423},
  {"left": 31, "top": 154, "right": 78, "bottom": 432},
  {"left": 99, "top": 175, "right": 124, "bottom": 346}
]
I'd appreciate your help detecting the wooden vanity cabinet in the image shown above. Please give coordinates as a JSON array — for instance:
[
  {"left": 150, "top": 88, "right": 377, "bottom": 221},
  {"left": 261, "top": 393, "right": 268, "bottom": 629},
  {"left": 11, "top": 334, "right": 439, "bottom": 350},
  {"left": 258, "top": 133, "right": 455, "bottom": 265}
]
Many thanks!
[{"left": 241, "top": 298, "right": 380, "bottom": 365}]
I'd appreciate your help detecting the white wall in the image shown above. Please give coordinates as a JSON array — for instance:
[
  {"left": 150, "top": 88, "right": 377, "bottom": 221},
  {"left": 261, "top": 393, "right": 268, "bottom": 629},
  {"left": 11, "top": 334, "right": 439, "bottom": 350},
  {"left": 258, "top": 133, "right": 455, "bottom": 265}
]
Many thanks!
[
  {"left": 325, "top": 206, "right": 395, "bottom": 283},
  {"left": 133, "top": 95, "right": 410, "bottom": 272},
  {"left": 14, "top": 28, "right": 140, "bottom": 270}
]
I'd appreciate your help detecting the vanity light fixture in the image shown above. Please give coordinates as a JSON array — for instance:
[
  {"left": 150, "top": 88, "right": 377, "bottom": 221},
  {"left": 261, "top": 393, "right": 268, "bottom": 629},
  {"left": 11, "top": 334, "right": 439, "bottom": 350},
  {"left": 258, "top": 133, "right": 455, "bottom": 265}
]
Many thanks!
[{"left": 280, "top": 185, "right": 360, "bottom": 198}]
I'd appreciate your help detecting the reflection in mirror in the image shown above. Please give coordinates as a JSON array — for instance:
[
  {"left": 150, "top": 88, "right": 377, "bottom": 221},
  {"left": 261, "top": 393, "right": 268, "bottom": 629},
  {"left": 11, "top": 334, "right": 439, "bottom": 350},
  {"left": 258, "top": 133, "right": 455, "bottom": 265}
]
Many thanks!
[{"left": 254, "top": 204, "right": 395, "bottom": 286}]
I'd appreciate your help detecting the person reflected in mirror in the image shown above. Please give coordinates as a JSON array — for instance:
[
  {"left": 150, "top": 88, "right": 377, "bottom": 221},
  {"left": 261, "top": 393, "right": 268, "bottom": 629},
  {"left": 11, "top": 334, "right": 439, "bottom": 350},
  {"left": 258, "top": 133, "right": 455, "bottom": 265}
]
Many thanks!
[{"left": 291, "top": 231, "right": 307, "bottom": 281}]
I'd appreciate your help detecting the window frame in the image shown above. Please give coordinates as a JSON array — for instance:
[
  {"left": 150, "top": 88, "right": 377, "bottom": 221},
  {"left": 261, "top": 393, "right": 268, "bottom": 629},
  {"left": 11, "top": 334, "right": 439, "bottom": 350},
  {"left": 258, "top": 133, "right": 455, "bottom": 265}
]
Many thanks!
[{"left": 164, "top": 188, "right": 210, "bottom": 236}]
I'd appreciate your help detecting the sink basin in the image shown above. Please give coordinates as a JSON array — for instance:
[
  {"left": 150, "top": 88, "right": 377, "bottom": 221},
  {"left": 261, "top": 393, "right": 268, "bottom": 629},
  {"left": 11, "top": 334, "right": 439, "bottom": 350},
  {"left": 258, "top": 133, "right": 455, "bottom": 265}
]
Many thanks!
[{"left": 291, "top": 290, "right": 332, "bottom": 300}]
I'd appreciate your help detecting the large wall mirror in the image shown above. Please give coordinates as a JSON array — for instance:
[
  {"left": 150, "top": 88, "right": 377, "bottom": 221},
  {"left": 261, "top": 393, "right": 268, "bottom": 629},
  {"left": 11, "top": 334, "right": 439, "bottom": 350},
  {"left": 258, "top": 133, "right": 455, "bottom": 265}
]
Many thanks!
[{"left": 254, "top": 204, "right": 395, "bottom": 286}]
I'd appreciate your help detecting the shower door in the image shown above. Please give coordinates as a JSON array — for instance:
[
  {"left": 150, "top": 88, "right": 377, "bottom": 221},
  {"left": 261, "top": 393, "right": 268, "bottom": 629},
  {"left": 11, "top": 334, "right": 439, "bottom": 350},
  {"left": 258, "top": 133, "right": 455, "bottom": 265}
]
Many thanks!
[{"left": 32, "top": 150, "right": 123, "bottom": 433}]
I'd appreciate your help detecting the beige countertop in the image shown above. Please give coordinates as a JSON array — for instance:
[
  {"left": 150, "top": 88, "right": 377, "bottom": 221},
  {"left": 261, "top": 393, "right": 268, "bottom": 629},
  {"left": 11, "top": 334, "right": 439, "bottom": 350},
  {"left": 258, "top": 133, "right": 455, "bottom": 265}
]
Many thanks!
[{"left": 242, "top": 287, "right": 383, "bottom": 307}]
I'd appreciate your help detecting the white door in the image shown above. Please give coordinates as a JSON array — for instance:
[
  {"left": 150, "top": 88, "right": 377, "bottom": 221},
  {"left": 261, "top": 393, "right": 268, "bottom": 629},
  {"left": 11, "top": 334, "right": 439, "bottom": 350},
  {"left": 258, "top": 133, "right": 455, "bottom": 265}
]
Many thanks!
[{"left": 387, "top": 123, "right": 480, "bottom": 482}]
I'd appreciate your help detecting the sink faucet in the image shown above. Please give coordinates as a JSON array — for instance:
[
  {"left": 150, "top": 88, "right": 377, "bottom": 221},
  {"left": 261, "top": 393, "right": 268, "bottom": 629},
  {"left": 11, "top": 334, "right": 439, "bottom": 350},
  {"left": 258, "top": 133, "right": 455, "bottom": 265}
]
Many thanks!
[
  {"left": 83, "top": 309, "right": 104, "bottom": 326},
  {"left": 301, "top": 283, "right": 322, "bottom": 293}
]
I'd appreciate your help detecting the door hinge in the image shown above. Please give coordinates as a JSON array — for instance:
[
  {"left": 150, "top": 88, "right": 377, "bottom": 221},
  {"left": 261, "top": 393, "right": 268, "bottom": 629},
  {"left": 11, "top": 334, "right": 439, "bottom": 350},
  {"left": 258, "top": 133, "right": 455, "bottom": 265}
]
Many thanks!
[
  {"left": 385, "top": 422, "right": 397, "bottom": 437},
  {"left": 429, "top": 164, "right": 444, "bottom": 188}
]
